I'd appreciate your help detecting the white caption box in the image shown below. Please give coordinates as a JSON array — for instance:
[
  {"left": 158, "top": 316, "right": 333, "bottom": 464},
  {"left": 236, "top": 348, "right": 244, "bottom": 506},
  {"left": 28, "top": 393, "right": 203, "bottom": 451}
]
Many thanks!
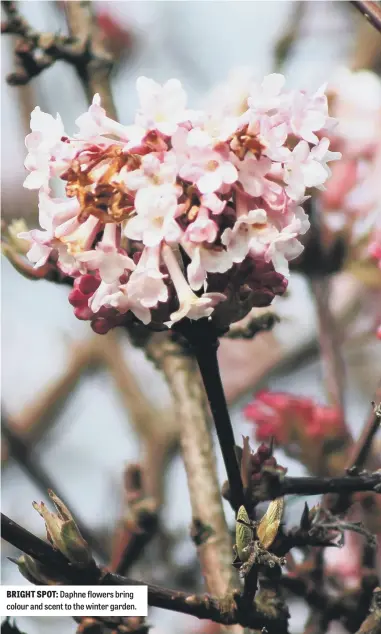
[{"left": 1, "top": 585, "right": 148, "bottom": 617}]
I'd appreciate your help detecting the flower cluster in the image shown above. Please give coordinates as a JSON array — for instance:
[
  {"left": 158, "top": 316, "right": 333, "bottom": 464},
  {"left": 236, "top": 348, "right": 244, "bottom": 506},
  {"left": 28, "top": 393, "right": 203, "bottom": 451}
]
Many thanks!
[
  {"left": 319, "top": 69, "right": 381, "bottom": 340},
  {"left": 20, "top": 74, "right": 340, "bottom": 332},
  {"left": 320, "top": 69, "right": 381, "bottom": 245},
  {"left": 244, "top": 391, "right": 345, "bottom": 444}
]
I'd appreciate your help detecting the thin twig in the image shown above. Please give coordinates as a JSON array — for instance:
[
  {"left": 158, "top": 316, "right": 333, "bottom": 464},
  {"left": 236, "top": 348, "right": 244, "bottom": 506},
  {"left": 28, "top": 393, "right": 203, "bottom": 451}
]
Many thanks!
[
  {"left": 351, "top": 1, "right": 381, "bottom": 33},
  {"left": 347, "top": 394, "right": 381, "bottom": 472},
  {"left": 253, "top": 472, "right": 381, "bottom": 502}
]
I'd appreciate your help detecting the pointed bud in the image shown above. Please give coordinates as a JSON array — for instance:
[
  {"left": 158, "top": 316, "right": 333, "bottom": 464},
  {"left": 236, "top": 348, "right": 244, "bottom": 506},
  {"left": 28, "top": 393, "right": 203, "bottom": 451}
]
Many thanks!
[
  {"left": 300, "top": 502, "right": 311, "bottom": 531},
  {"left": 9, "top": 554, "right": 67, "bottom": 585},
  {"left": 32, "top": 490, "right": 92, "bottom": 568}
]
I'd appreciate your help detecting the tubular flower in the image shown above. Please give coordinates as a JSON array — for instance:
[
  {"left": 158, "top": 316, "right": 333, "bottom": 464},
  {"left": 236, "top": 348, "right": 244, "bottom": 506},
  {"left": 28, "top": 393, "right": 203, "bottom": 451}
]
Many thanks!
[{"left": 20, "top": 74, "right": 340, "bottom": 333}]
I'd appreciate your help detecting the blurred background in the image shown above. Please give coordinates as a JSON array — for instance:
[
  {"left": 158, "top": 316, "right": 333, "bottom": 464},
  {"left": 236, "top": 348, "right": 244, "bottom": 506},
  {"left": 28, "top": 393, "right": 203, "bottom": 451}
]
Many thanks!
[{"left": 1, "top": 2, "right": 381, "bottom": 633}]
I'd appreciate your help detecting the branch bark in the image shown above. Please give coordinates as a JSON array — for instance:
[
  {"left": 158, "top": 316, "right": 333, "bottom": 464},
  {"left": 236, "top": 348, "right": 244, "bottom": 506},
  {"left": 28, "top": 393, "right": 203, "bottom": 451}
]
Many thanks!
[
  {"left": 63, "top": 0, "right": 116, "bottom": 117},
  {"left": 146, "top": 335, "right": 240, "bottom": 613}
]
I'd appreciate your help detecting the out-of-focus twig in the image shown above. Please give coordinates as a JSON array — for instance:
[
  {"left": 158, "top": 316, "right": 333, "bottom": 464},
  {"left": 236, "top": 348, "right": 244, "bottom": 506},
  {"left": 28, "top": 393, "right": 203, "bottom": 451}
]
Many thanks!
[
  {"left": 310, "top": 276, "right": 346, "bottom": 414},
  {"left": 110, "top": 464, "right": 159, "bottom": 576},
  {"left": 1, "top": 336, "right": 102, "bottom": 463},
  {"left": 1, "top": 1, "right": 116, "bottom": 116},
  {"left": 87, "top": 334, "right": 178, "bottom": 575},
  {"left": 63, "top": 0, "right": 116, "bottom": 117},
  {"left": 273, "top": 0, "right": 305, "bottom": 71},
  {"left": 1, "top": 407, "right": 108, "bottom": 561},
  {"left": 281, "top": 572, "right": 379, "bottom": 633},
  {"left": 351, "top": 1, "right": 381, "bottom": 33},
  {"left": 355, "top": 587, "right": 381, "bottom": 634},
  {"left": 99, "top": 333, "right": 178, "bottom": 504},
  {"left": 351, "top": 12, "right": 381, "bottom": 71}
]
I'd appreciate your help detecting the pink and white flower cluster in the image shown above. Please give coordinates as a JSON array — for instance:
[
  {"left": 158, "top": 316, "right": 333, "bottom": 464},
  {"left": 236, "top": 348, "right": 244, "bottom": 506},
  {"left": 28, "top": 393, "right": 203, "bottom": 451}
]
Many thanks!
[
  {"left": 319, "top": 69, "right": 381, "bottom": 340},
  {"left": 20, "top": 74, "right": 340, "bottom": 333},
  {"left": 320, "top": 69, "right": 381, "bottom": 237}
]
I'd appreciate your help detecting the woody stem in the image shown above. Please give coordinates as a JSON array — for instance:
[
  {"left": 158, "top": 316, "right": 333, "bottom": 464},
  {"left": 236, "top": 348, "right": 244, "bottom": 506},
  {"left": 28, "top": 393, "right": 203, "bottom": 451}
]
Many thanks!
[{"left": 177, "top": 319, "right": 245, "bottom": 512}]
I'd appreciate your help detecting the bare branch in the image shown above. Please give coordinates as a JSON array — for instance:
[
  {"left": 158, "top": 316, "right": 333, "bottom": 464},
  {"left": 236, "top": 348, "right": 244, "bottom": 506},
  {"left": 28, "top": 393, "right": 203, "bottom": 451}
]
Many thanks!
[
  {"left": 1, "top": 0, "right": 117, "bottom": 116},
  {"left": 1, "top": 513, "right": 287, "bottom": 632}
]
